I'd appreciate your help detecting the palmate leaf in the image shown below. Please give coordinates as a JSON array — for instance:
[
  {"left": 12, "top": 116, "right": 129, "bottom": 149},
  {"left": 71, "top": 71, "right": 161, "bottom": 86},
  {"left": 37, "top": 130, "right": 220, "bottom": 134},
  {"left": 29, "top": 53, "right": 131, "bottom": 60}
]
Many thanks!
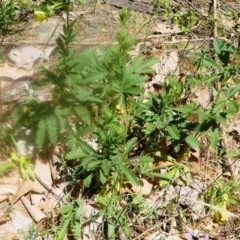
[
  {"left": 36, "top": 119, "right": 47, "bottom": 149},
  {"left": 121, "top": 166, "right": 139, "bottom": 185}
]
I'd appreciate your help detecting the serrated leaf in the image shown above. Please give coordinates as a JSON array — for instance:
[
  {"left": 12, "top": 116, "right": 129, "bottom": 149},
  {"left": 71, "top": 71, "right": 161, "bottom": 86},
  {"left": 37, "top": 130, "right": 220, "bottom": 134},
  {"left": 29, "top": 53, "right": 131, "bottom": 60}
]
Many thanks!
[
  {"left": 213, "top": 99, "right": 226, "bottom": 114},
  {"left": 55, "top": 212, "right": 73, "bottom": 240},
  {"left": 173, "top": 104, "right": 196, "bottom": 114},
  {"left": 47, "top": 115, "right": 58, "bottom": 145},
  {"left": 227, "top": 100, "right": 238, "bottom": 116},
  {"left": 73, "top": 105, "right": 91, "bottom": 124},
  {"left": 161, "top": 166, "right": 179, "bottom": 181},
  {"left": 227, "top": 83, "right": 240, "bottom": 98},
  {"left": 210, "top": 128, "right": 220, "bottom": 150},
  {"left": 87, "top": 160, "right": 102, "bottom": 170},
  {"left": 185, "top": 135, "right": 201, "bottom": 149},
  {"left": 95, "top": 194, "right": 108, "bottom": 206},
  {"left": 36, "top": 119, "right": 46, "bottom": 149},
  {"left": 224, "top": 151, "right": 240, "bottom": 158},
  {"left": 203, "top": 57, "right": 222, "bottom": 71},
  {"left": 121, "top": 166, "right": 139, "bottom": 185},
  {"left": 83, "top": 172, "right": 93, "bottom": 187},
  {"left": 213, "top": 38, "right": 224, "bottom": 55},
  {"left": 122, "top": 137, "right": 137, "bottom": 159},
  {"left": 65, "top": 151, "right": 88, "bottom": 160},
  {"left": 100, "top": 161, "right": 110, "bottom": 184},
  {"left": 137, "top": 155, "right": 153, "bottom": 163},
  {"left": 167, "top": 125, "right": 180, "bottom": 140}
]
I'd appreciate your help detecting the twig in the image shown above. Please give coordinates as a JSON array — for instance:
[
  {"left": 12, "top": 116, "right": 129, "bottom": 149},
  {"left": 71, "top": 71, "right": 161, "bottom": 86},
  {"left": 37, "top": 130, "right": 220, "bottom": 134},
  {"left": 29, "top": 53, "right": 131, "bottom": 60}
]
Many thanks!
[
  {"left": 132, "top": 216, "right": 177, "bottom": 240},
  {"left": 213, "top": 0, "right": 218, "bottom": 38}
]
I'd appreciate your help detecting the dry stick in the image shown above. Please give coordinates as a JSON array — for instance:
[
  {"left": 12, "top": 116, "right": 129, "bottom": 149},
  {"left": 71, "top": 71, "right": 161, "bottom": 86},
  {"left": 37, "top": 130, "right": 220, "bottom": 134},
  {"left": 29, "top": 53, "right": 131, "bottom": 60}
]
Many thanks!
[
  {"left": 213, "top": 0, "right": 218, "bottom": 38},
  {"left": 132, "top": 216, "right": 177, "bottom": 240},
  {"left": 222, "top": 131, "right": 236, "bottom": 178}
]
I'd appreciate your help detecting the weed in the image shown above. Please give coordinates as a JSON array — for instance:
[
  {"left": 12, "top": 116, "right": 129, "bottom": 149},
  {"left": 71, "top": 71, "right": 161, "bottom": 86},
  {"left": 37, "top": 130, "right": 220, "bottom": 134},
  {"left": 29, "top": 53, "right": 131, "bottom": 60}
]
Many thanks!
[
  {"left": 203, "top": 179, "right": 240, "bottom": 222},
  {"left": 8, "top": 2, "right": 240, "bottom": 240}
]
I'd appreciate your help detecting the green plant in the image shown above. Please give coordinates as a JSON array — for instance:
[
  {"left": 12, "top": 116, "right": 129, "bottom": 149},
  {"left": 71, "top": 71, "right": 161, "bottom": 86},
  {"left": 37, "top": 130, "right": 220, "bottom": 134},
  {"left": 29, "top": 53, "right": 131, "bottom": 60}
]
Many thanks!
[
  {"left": 173, "top": 10, "right": 198, "bottom": 33},
  {"left": 10, "top": 1, "right": 240, "bottom": 238},
  {"left": 203, "top": 179, "right": 240, "bottom": 222},
  {"left": 53, "top": 199, "right": 83, "bottom": 239},
  {"left": 0, "top": 0, "right": 17, "bottom": 34}
]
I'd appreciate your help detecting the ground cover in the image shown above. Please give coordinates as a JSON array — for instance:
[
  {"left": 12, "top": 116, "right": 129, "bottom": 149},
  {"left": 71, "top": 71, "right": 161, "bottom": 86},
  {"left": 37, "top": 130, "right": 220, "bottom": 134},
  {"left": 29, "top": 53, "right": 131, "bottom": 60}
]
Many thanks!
[{"left": 1, "top": 0, "right": 240, "bottom": 239}]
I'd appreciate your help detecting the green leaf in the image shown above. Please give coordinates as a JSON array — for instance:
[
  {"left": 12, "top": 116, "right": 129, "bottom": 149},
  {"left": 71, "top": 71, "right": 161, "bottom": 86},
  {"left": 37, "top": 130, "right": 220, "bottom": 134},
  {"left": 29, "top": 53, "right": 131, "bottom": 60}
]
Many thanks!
[
  {"left": 135, "top": 57, "right": 159, "bottom": 74},
  {"left": 137, "top": 155, "right": 153, "bottom": 163},
  {"left": 73, "top": 200, "right": 83, "bottom": 238},
  {"left": 121, "top": 166, "right": 139, "bottom": 185},
  {"left": 66, "top": 151, "right": 88, "bottom": 160},
  {"left": 213, "top": 99, "right": 226, "bottom": 114},
  {"left": 60, "top": 205, "right": 74, "bottom": 215},
  {"left": 224, "top": 151, "right": 240, "bottom": 158},
  {"left": 204, "top": 74, "right": 219, "bottom": 85},
  {"left": 107, "top": 220, "right": 116, "bottom": 240},
  {"left": 100, "top": 160, "right": 111, "bottom": 184},
  {"left": 227, "top": 83, "right": 240, "bottom": 99},
  {"left": 160, "top": 166, "right": 179, "bottom": 181},
  {"left": 173, "top": 104, "right": 196, "bottom": 114},
  {"left": 36, "top": 119, "right": 46, "bottom": 149},
  {"left": 185, "top": 135, "right": 201, "bottom": 149},
  {"left": 122, "top": 137, "right": 137, "bottom": 159},
  {"left": 55, "top": 212, "right": 73, "bottom": 240},
  {"left": 47, "top": 115, "right": 58, "bottom": 145},
  {"left": 83, "top": 172, "right": 93, "bottom": 187},
  {"left": 73, "top": 105, "right": 91, "bottom": 124},
  {"left": 203, "top": 57, "right": 222, "bottom": 71},
  {"left": 226, "top": 100, "right": 238, "bottom": 116},
  {"left": 87, "top": 160, "right": 102, "bottom": 170},
  {"left": 209, "top": 128, "right": 220, "bottom": 150},
  {"left": 213, "top": 38, "right": 224, "bottom": 55},
  {"left": 167, "top": 125, "right": 180, "bottom": 140},
  {"left": 96, "top": 194, "right": 108, "bottom": 206}
]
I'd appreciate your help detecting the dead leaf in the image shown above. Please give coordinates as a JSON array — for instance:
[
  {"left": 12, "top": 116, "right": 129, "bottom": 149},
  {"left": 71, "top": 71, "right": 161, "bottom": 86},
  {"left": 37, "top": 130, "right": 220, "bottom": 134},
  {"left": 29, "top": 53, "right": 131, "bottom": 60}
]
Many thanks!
[
  {"left": 191, "top": 86, "right": 211, "bottom": 108},
  {"left": 11, "top": 180, "right": 46, "bottom": 205},
  {"left": 8, "top": 46, "right": 55, "bottom": 70},
  {"left": 132, "top": 179, "right": 153, "bottom": 196},
  {"left": 144, "top": 230, "right": 162, "bottom": 240},
  {"left": 0, "top": 200, "right": 33, "bottom": 238},
  {"left": 149, "top": 51, "right": 179, "bottom": 93},
  {"left": 82, "top": 204, "right": 103, "bottom": 240},
  {"left": 21, "top": 196, "right": 46, "bottom": 222},
  {"left": 0, "top": 63, "right": 34, "bottom": 80},
  {"left": 153, "top": 22, "right": 181, "bottom": 34}
]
